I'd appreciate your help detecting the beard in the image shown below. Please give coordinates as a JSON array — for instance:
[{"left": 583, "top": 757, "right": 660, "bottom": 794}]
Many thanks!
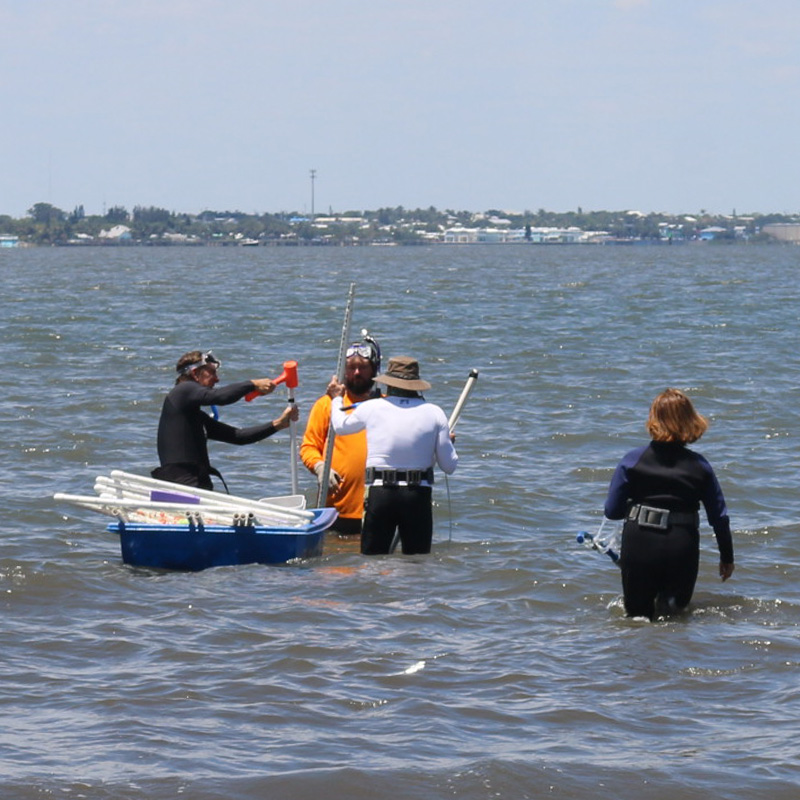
[{"left": 345, "top": 375, "right": 374, "bottom": 396}]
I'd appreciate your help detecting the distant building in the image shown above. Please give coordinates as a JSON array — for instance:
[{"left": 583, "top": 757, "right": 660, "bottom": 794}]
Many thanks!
[
  {"left": 762, "top": 223, "right": 800, "bottom": 243},
  {"left": 312, "top": 216, "right": 365, "bottom": 225},
  {"left": 68, "top": 233, "right": 95, "bottom": 244},
  {"left": 698, "top": 226, "right": 727, "bottom": 241},
  {"left": 526, "top": 226, "right": 586, "bottom": 244},
  {"left": 98, "top": 225, "right": 132, "bottom": 241},
  {"left": 659, "top": 223, "right": 685, "bottom": 242},
  {"left": 0, "top": 234, "right": 19, "bottom": 248},
  {"left": 443, "top": 225, "right": 599, "bottom": 244},
  {"left": 443, "top": 226, "right": 480, "bottom": 243},
  {"left": 477, "top": 227, "right": 526, "bottom": 243}
]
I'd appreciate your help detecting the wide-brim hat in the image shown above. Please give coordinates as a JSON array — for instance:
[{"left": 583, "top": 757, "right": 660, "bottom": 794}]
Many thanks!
[{"left": 375, "top": 356, "right": 431, "bottom": 391}]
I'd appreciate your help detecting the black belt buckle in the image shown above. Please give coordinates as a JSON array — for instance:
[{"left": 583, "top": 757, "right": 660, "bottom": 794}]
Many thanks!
[
  {"left": 381, "top": 469, "right": 398, "bottom": 486},
  {"left": 633, "top": 504, "right": 670, "bottom": 530},
  {"left": 366, "top": 467, "right": 399, "bottom": 486}
]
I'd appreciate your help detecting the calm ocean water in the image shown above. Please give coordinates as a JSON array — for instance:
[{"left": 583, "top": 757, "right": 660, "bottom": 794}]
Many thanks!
[{"left": 2, "top": 243, "right": 799, "bottom": 798}]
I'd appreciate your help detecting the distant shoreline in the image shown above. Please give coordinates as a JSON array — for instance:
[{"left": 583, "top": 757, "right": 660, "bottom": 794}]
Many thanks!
[
  {"left": 1, "top": 238, "right": 785, "bottom": 249},
  {"left": 3, "top": 203, "right": 798, "bottom": 247}
]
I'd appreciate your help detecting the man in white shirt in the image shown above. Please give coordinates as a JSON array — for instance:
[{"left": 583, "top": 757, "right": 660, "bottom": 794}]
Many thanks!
[{"left": 330, "top": 356, "right": 457, "bottom": 555}]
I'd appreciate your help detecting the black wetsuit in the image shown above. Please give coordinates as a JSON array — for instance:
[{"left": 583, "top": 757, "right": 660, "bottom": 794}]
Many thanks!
[
  {"left": 604, "top": 441, "right": 734, "bottom": 619},
  {"left": 154, "top": 380, "right": 278, "bottom": 490}
]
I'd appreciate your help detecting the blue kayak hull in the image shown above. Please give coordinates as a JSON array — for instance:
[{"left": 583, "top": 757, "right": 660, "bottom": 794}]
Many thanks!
[{"left": 108, "top": 507, "right": 337, "bottom": 571}]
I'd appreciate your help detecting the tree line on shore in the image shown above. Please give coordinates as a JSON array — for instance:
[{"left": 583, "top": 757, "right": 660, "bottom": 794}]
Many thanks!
[{"left": 1, "top": 202, "right": 796, "bottom": 246}]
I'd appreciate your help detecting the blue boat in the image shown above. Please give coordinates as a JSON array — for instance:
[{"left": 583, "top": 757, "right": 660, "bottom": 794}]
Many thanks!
[{"left": 108, "top": 507, "right": 338, "bottom": 571}]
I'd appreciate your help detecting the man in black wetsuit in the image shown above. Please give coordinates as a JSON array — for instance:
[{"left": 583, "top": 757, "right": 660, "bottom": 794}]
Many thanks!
[{"left": 153, "top": 350, "right": 298, "bottom": 491}]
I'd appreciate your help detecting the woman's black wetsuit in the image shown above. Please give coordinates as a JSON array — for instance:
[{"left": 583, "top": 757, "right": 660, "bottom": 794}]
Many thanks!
[
  {"left": 154, "top": 380, "right": 278, "bottom": 490},
  {"left": 604, "top": 441, "right": 733, "bottom": 619}
]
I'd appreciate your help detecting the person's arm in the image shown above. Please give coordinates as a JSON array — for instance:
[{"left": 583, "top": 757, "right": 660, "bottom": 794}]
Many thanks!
[
  {"left": 204, "top": 404, "right": 297, "bottom": 446},
  {"left": 300, "top": 396, "right": 330, "bottom": 471},
  {"left": 603, "top": 464, "right": 629, "bottom": 519},
  {"left": 299, "top": 395, "right": 343, "bottom": 490},
  {"left": 271, "top": 404, "right": 299, "bottom": 431},
  {"left": 603, "top": 445, "right": 649, "bottom": 519},
  {"left": 330, "top": 395, "right": 366, "bottom": 435},
  {"left": 699, "top": 456, "right": 734, "bottom": 575},
  {"left": 434, "top": 409, "right": 458, "bottom": 474},
  {"left": 204, "top": 416, "right": 277, "bottom": 445},
  {"left": 177, "top": 380, "right": 257, "bottom": 409},
  {"left": 249, "top": 378, "right": 277, "bottom": 396}
]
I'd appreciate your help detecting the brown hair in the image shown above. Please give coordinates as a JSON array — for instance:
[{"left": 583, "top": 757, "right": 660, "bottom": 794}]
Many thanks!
[
  {"left": 646, "top": 388, "right": 708, "bottom": 444},
  {"left": 175, "top": 350, "right": 203, "bottom": 384}
]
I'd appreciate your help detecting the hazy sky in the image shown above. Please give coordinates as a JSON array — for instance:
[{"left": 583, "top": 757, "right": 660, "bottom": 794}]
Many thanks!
[{"left": 2, "top": 0, "right": 798, "bottom": 217}]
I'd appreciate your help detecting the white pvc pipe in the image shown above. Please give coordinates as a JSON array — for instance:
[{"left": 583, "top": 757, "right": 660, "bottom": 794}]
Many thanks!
[
  {"left": 98, "top": 475, "right": 308, "bottom": 523},
  {"left": 57, "top": 493, "right": 309, "bottom": 528},
  {"left": 448, "top": 369, "right": 479, "bottom": 431},
  {"left": 109, "top": 470, "right": 313, "bottom": 520},
  {"left": 55, "top": 493, "right": 273, "bottom": 525},
  {"left": 287, "top": 385, "right": 299, "bottom": 495}
]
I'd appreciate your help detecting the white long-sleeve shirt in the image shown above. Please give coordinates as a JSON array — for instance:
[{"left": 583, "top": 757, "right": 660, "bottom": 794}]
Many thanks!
[{"left": 331, "top": 395, "right": 458, "bottom": 474}]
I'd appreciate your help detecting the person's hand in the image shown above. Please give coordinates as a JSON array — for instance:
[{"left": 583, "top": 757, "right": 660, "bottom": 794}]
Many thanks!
[
  {"left": 326, "top": 374, "right": 345, "bottom": 398},
  {"left": 313, "top": 462, "right": 342, "bottom": 491},
  {"left": 273, "top": 404, "right": 299, "bottom": 430},
  {"left": 251, "top": 378, "right": 276, "bottom": 396},
  {"left": 719, "top": 561, "right": 734, "bottom": 581}
]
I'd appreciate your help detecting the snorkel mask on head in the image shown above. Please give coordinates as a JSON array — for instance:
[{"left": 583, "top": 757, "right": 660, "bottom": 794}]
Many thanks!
[
  {"left": 178, "top": 350, "right": 221, "bottom": 376},
  {"left": 346, "top": 330, "right": 381, "bottom": 373}
]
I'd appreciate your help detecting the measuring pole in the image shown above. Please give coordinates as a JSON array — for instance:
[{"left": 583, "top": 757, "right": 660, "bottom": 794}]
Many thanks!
[{"left": 316, "top": 283, "right": 355, "bottom": 507}]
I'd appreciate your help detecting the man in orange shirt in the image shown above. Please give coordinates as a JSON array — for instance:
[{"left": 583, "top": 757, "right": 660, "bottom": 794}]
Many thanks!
[{"left": 300, "top": 335, "right": 381, "bottom": 536}]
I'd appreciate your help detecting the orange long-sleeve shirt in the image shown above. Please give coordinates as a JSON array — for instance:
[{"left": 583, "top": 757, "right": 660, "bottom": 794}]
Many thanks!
[{"left": 300, "top": 391, "right": 368, "bottom": 521}]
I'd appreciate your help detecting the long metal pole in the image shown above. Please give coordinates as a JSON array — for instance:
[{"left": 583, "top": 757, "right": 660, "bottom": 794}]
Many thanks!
[{"left": 315, "top": 283, "right": 355, "bottom": 507}]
